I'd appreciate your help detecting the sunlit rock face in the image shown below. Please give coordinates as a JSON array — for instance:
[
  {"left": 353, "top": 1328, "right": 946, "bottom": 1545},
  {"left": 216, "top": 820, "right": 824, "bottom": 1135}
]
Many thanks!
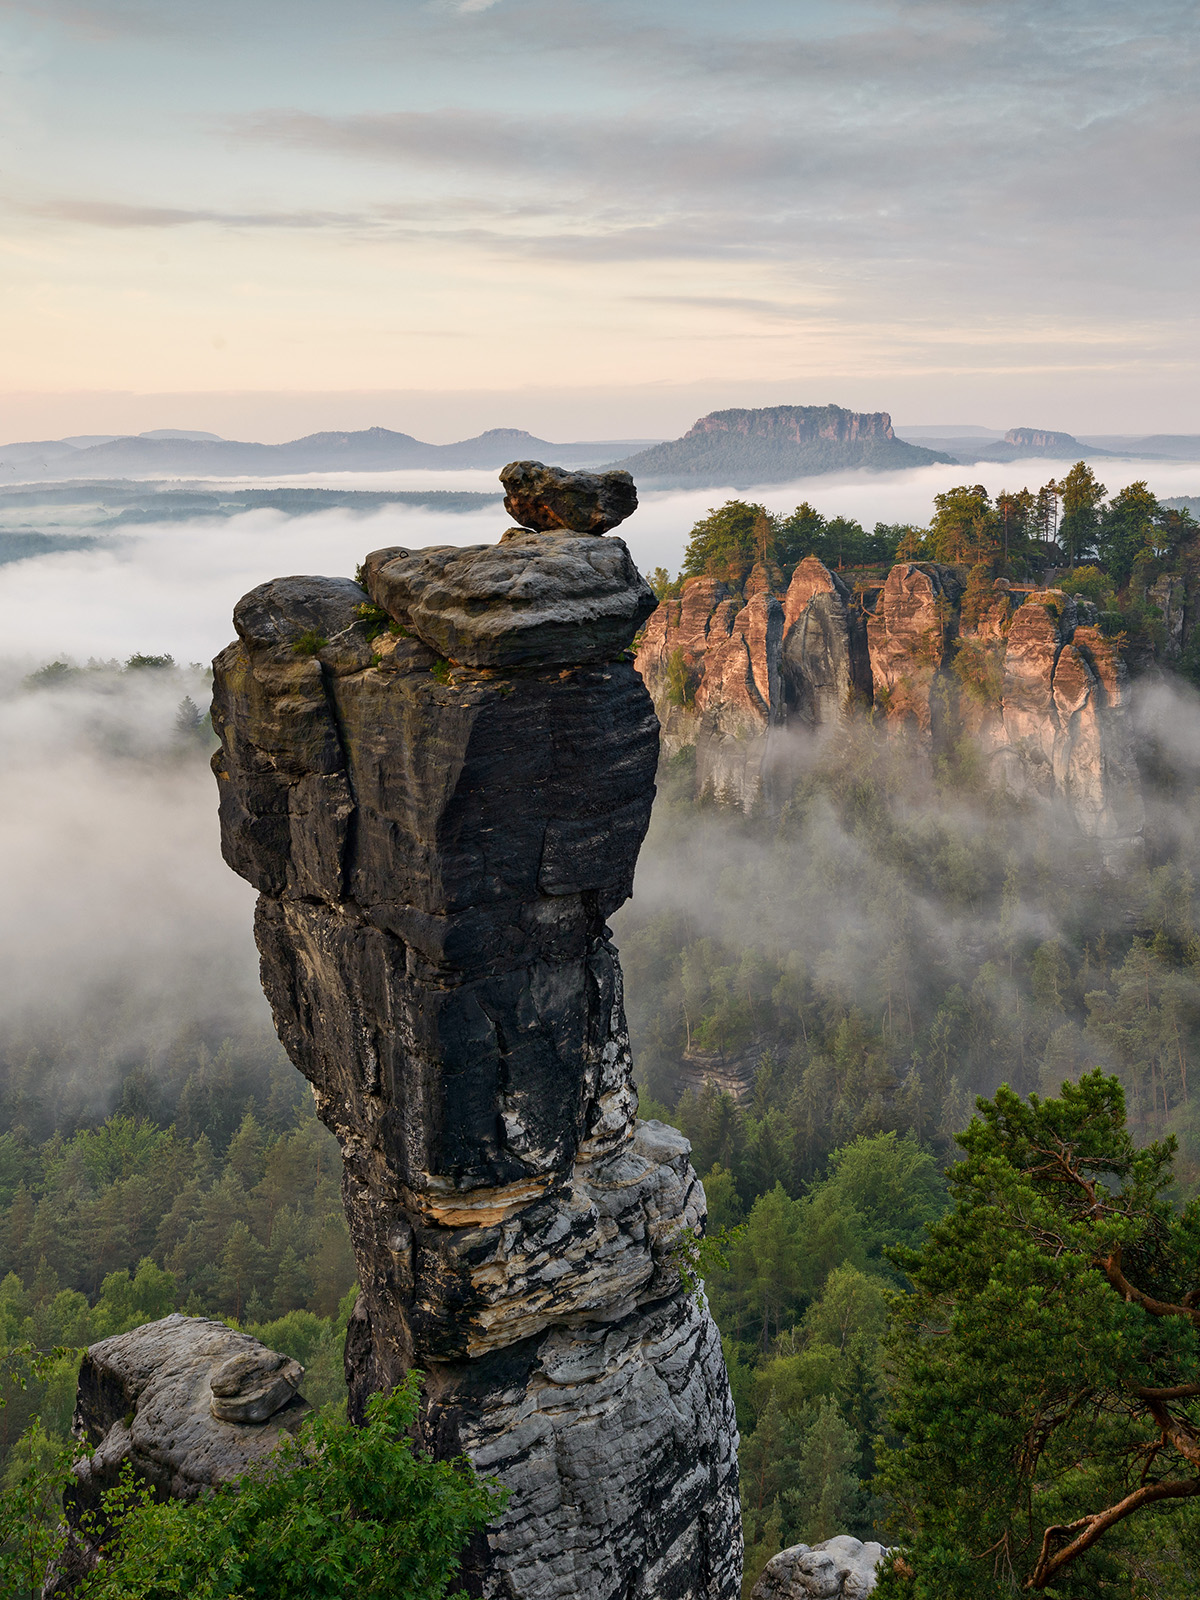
[
  {"left": 635, "top": 559, "right": 1143, "bottom": 842},
  {"left": 211, "top": 496, "right": 742, "bottom": 1600}
]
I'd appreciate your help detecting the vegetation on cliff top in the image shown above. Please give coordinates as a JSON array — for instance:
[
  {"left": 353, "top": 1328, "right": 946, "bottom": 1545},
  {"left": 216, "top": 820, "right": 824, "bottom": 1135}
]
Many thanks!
[{"left": 665, "top": 466, "right": 1197, "bottom": 603}]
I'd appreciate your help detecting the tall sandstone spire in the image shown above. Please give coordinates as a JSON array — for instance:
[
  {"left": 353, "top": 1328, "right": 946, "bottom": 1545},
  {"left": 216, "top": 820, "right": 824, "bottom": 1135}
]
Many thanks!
[{"left": 211, "top": 465, "right": 742, "bottom": 1600}]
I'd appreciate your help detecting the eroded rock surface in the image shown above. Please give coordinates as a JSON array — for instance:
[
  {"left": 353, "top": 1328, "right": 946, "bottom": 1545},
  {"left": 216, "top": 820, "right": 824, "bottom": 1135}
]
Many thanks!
[
  {"left": 751, "top": 1536, "right": 891, "bottom": 1600},
  {"left": 500, "top": 459, "right": 638, "bottom": 535},
  {"left": 211, "top": 485, "right": 741, "bottom": 1600},
  {"left": 49, "top": 1316, "right": 308, "bottom": 1594},
  {"left": 363, "top": 533, "right": 655, "bottom": 668}
]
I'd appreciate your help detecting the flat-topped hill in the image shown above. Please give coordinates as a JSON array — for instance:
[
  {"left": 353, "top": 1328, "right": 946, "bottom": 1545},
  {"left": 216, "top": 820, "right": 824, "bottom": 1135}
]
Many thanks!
[{"left": 608, "top": 405, "right": 952, "bottom": 486}]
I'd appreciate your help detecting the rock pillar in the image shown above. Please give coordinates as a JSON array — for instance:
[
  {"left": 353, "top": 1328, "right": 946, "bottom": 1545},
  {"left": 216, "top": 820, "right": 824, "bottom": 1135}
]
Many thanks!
[{"left": 211, "top": 470, "right": 742, "bottom": 1600}]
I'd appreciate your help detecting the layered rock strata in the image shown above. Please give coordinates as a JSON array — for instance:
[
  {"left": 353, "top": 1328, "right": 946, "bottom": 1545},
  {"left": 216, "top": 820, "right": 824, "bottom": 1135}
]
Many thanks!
[
  {"left": 211, "top": 476, "right": 742, "bottom": 1600},
  {"left": 50, "top": 1316, "right": 309, "bottom": 1594},
  {"left": 636, "top": 559, "right": 1142, "bottom": 839}
]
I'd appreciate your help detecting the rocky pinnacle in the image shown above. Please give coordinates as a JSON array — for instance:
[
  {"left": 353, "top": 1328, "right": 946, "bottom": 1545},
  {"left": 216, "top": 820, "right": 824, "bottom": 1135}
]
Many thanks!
[{"left": 211, "top": 464, "right": 742, "bottom": 1600}]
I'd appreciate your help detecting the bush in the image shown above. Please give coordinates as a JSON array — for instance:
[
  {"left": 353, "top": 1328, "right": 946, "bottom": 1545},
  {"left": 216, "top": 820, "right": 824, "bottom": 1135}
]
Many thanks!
[
  {"left": 666, "top": 648, "right": 697, "bottom": 709},
  {"left": 1057, "top": 563, "right": 1114, "bottom": 608},
  {"left": 78, "top": 1374, "right": 505, "bottom": 1600}
]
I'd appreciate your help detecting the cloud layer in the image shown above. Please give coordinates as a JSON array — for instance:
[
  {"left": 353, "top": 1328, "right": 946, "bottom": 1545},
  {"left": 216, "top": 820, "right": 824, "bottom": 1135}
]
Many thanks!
[{"left": 0, "top": 0, "right": 1197, "bottom": 429}]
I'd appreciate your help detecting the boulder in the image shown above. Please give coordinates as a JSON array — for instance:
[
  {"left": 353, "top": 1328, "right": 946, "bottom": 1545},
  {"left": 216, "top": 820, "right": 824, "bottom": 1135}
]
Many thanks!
[
  {"left": 752, "top": 1536, "right": 891, "bottom": 1599},
  {"left": 500, "top": 459, "right": 638, "bottom": 534},
  {"left": 48, "top": 1316, "right": 308, "bottom": 1594},
  {"left": 363, "top": 532, "right": 656, "bottom": 668}
]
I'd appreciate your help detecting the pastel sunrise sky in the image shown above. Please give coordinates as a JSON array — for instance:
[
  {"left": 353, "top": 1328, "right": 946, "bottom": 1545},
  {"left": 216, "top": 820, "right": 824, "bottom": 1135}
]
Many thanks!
[{"left": 1, "top": 0, "right": 1196, "bottom": 441}]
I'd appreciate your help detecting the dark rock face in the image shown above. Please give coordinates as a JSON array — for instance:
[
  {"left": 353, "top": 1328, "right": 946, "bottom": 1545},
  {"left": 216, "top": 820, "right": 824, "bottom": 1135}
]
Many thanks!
[
  {"left": 49, "top": 1316, "right": 308, "bottom": 1594},
  {"left": 499, "top": 459, "right": 638, "bottom": 534},
  {"left": 211, "top": 499, "right": 741, "bottom": 1600}
]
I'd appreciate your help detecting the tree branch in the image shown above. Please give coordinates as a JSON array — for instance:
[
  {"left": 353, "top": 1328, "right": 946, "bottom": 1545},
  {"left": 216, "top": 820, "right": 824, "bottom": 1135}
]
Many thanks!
[
  {"left": 1026, "top": 1478, "right": 1200, "bottom": 1589},
  {"left": 1139, "top": 1397, "right": 1200, "bottom": 1470},
  {"left": 1098, "top": 1247, "right": 1200, "bottom": 1326}
]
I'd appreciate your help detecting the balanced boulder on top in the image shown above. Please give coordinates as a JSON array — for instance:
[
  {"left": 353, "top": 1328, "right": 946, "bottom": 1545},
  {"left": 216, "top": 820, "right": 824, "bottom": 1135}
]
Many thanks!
[{"left": 500, "top": 459, "right": 638, "bottom": 534}]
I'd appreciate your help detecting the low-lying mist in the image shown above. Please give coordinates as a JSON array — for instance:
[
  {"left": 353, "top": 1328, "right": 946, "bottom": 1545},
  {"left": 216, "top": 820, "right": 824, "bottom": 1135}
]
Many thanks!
[
  {"left": 4, "top": 456, "right": 1199, "bottom": 662},
  {"left": 4, "top": 480, "right": 1200, "bottom": 1163},
  {"left": 0, "top": 660, "right": 277, "bottom": 1136},
  {"left": 615, "top": 674, "right": 1200, "bottom": 1187}
]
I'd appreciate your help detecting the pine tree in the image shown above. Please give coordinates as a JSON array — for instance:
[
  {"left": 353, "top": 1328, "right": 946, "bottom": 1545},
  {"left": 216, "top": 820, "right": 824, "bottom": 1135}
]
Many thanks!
[
  {"left": 787, "top": 1395, "right": 860, "bottom": 1543},
  {"left": 216, "top": 1220, "right": 266, "bottom": 1322},
  {"left": 271, "top": 1245, "right": 314, "bottom": 1317}
]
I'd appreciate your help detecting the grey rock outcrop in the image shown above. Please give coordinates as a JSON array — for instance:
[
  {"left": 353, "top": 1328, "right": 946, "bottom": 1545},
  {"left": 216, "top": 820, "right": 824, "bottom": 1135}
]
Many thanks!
[
  {"left": 49, "top": 1316, "right": 308, "bottom": 1593},
  {"left": 500, "top": 459, "right": 638, "bottom": 534},
  {"left": 752, "top": 1536, "right": 891, "bottom": 1599},
  {"left": 363, "top": 533, "right": 655, "bottom": 668},
  {"left": 781, "top": 557, "right": 871, "bottom": 729},
  {"left": 211, "top": 475, "right": 741, "bottom": 1600}
]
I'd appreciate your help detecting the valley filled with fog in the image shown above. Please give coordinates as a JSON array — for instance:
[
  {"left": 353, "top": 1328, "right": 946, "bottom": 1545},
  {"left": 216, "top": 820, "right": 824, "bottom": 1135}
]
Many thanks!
[{"left": 4, "top": 456, "right": 1200, "bottom": 663}]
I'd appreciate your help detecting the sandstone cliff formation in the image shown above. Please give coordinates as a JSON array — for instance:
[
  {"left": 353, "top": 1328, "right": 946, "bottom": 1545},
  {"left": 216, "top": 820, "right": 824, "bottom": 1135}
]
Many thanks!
[
  {"left": 635, "top": 559, "right": 1143, "bottom": 840},
  {"left": 211, "top": 465, "right": 742, "bottom": 1600},
  {"left": 610, "top": 406, "right": 951, "bottom": 486},
  {"left": 50, "top": 1316, "right": 309, "bottom": 1593}
]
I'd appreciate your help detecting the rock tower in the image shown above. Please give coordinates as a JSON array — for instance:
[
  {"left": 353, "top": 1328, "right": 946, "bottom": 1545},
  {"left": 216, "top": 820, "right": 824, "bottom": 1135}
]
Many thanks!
[{"left": 211, "top": 462, "right": 742, "bottom": 1599}]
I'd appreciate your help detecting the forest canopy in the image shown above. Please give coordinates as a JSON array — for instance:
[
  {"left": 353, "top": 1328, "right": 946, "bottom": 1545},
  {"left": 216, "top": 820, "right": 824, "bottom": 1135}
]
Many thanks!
[{"left": 665, "top": 470, "right": 1196, "bottom": 592}]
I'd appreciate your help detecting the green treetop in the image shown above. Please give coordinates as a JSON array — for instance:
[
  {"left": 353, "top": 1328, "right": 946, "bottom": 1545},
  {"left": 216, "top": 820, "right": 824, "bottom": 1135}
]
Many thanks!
[
  {"left": 925, "top": 486, "right": 998, "bottom": 566},
  {"left": 1098, "top": 481, "right": 1162, "bottom": 587},
  {"left": 1057, "top": 462, "right": 1107, "bottom": 568},
  {"left": 876, "top": 1070, "right": 1200, "bottom": 1597},
  {"left": 680, "top": 501, "right": 779, "bottom": 582}
]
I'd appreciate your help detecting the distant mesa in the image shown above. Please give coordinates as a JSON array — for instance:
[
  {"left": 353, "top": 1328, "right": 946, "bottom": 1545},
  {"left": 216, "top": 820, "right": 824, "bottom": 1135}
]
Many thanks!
[
  {"left": 895, "top": 424, "right": 1123, "bottom": 465},
  {"left": 607, "top": 405, "right": 953, "bottom": 487},
  {"left": 1004, "top": 426, "right": 1083, "bottom": 453}
]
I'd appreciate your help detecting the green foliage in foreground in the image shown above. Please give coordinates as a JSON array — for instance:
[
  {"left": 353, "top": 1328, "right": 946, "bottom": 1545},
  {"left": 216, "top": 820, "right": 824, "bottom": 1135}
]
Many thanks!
[
  {"left": 876, "top": 1072, "right": 1200, "bottom": 1597},
  {"left": 0, "top": 1375, "right": 504, "bottom": 1600}
]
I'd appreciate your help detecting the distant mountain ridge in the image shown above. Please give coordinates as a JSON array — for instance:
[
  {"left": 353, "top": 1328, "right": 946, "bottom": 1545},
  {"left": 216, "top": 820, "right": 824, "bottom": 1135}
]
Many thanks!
[
  {"left": 891, "top": 425, "right": 1200, "bottom": 464},
  {"left": 608, "top": 405, "right": 952, "bottom": 485},
  {"left": 0, "top": 426, "right": 663, "bottom": 483}
]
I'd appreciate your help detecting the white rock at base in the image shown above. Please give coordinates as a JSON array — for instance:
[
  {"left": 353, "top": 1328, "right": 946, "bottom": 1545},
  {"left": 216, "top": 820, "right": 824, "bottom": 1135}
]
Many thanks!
[{"left": 751, "top": 1535, "right": 890, "bottom": 1600}]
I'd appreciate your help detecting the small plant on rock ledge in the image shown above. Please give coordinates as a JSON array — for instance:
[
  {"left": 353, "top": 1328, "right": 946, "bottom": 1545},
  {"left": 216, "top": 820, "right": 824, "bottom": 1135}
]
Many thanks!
[{"left": 673, "top": 1222, "right": 744, "bottom": 1302}]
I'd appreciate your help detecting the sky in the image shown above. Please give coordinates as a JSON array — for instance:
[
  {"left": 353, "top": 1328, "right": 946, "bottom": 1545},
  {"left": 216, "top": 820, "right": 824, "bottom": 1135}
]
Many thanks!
[{"left": 1, "top": 0, "right": 1197, "bottom": 441}]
